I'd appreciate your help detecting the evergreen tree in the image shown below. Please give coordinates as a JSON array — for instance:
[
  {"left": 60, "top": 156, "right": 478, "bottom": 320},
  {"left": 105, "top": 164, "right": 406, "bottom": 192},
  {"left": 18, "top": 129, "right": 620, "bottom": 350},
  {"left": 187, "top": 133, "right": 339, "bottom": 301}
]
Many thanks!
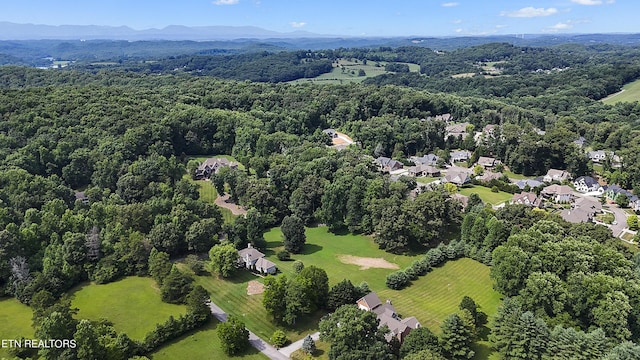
[{"left": 440, "top": 313, "right": 474, "bottom": 360}]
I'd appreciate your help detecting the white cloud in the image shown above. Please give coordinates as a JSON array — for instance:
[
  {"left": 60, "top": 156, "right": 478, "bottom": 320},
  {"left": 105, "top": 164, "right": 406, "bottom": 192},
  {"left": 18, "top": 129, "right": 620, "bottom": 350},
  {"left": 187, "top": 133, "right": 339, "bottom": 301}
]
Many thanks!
[
  {"left": 452, "top": 19, "right": 463, "bottom": 24},
  {"left": 441, "top": 2, "right": 459, "bottom": 7},
  {"left": 213, "top": 0, "right": 239, "bottom": 5},
  {"left": 549, "top": 22, "right": 573, "bottom": 31},
  {"left": 570, "top": 0, "right": 614, "bottom": 5},
  {"left": 455, "top": 28, "right": 463, "bottom": 33},
  {"left": 501, "top": 7, "right": 558, "bottom": 18},
  {"left": 495, "top": 24, "right": 508, "bottom": 29},
  {"left": 290, "top": 22, "right": 306, "bottom": 28}
]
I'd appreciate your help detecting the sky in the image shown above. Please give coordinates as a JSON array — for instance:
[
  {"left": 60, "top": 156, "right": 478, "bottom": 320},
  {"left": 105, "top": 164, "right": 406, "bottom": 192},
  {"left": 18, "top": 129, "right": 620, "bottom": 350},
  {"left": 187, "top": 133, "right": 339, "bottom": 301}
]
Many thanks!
[{"left": 1, "top": 0, "right": 637, "bottom": 37}]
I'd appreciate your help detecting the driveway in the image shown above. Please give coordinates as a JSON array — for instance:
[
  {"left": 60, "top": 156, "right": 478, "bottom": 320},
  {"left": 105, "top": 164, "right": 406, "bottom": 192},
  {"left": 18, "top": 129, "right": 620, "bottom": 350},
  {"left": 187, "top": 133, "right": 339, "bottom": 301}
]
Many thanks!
[
  {"left": 278, "top": 332, "right": 320, "bottom": 357},
  {"left": 207, "top": 300, "right": 288, "bottom": 360},
  {"left": 605, "top": 204, "right": 628, "bottom": 237}
]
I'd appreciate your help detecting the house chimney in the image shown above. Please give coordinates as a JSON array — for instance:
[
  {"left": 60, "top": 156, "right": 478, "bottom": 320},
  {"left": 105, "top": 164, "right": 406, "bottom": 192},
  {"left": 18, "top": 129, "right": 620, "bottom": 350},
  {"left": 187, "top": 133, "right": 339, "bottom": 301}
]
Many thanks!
[
  {"left": 386, "top": 299, "right": 392, "bottom": 305},
  {"left": 248, "top": 243, "right": 252, "bottom": 249}
]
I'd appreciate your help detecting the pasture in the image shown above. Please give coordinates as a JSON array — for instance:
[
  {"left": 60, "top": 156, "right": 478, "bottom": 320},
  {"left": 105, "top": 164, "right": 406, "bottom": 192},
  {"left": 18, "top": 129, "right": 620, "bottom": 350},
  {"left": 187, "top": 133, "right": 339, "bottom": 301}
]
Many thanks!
[
  {"left": 602, "top": 78, "right": 640, "bottom": 104},
  {"left": 291, "top": 58, "right": 420, "bottom": 84},
  {"left": 0, "top": 298, "right": 33, "bottom": 358},
  {"left": 70, "top": 277, "right": 187, "bottom": 340}
]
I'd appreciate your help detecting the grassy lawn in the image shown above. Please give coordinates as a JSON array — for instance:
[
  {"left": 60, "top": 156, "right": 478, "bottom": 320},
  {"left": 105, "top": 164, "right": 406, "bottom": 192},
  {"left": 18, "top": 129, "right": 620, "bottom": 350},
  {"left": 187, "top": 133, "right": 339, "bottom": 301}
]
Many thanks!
[
  {"left": 152, "top": 320, "right": 267, "bottom": 360},
  {"left": 70, "top": 277, "right": 188, "bottom": 340},
  {"left": 0, "top": 298, "right": 34, "bottom": 358},
  {"left": 602, "top": 78, "right": 640, "bottom": 104},
  {"left": 416, "top": 176, "right": 440, "bottom": 184},
  {"left": 290, "top": 59, "right": 419, "bottom": 85},
  {"left": 459, "top": 186, "right": 513, "bottom": 205},
  {"left": 291, "top": 340, "right": 329, "bottom": 360},
  {"left": 596, "top": 212, "right": 615, "bottom": 224},
  {"left": 503, "top": 170, "right": 529, "bottom": 180},
  {"left": 378, "top": 258, "right": 501, "bottom": 332}
]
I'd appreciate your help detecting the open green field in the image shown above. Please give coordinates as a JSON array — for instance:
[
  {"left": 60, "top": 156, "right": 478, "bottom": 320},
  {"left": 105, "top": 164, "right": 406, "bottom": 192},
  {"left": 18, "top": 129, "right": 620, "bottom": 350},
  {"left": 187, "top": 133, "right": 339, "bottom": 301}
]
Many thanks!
[
  {"left": 416, "top": 176, "right": 440, "bottom": 184},
  {"left": 602, "top": 78, "right": 640, "bottom": 104},
  {"left": 71, "top": 277, "right": 187, "bottom": 340},
  {"left": 503, "top": 170, "right": 529, "bottom": 180},
  {"left": 291, "top": 59, "right": 419, "bottom": 85},
  {"left": 459, "top": 185, "right": 513, "bottom": 205},
  {"left": 152, "top": 320, "right": 267, "bottom": 360},
  {"left": 0, "top": 298, "right": 34, "bottom": 358}
]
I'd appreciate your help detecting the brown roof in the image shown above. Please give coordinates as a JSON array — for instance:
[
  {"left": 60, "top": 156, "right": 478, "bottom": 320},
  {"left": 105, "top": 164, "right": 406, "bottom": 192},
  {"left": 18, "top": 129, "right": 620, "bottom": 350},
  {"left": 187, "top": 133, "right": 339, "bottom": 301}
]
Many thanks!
[
  {"left": 511, "top": 192, "right": 541, "bottom": 207},
  {"left": 542, "top": 184, "right": 573, "bottom": 196},
  {"left": 560, "top": 208, "right": 592, "bottom": 223},
  {"left": 357, "top": 292, "right": 382, "bottom": 311},
  {"left": 477, "top": 157, "right": 496, "bottom": 167}
]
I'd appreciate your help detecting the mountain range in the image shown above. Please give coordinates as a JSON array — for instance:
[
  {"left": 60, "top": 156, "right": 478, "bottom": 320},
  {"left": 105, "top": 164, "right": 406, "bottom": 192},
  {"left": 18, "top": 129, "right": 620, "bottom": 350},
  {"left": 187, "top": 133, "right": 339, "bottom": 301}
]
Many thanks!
[{"left": 0, "top": 22, "right": 328, "bottom": 41}]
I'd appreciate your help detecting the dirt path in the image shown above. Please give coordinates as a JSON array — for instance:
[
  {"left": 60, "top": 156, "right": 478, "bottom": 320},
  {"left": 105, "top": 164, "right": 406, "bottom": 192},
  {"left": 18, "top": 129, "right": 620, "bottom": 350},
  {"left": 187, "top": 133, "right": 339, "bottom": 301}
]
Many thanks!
[
  {"left": 215, "top": 194, "right": 247, "bottom": 216},
  {"left": 337, "top": 255, "right": 399, "bottom": 270}
]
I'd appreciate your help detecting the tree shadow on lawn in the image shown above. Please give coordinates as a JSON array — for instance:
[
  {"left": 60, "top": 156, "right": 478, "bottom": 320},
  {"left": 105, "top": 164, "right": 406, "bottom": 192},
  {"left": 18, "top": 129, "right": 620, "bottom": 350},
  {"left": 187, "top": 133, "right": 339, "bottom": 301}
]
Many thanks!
[
  {"left": 224, "top": 270, "right": 263, "bottom": 285},
  {"left": 300, "top": 243, "right": 323, "bottom": 255}
]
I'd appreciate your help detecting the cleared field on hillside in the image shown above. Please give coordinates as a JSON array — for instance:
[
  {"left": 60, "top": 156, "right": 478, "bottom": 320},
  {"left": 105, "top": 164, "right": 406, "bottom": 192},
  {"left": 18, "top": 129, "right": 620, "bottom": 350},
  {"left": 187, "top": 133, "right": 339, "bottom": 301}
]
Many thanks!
[
  {"left": 459, "top": 185, "right": 513, "bottom": 205},
  {"left": 71, "top": 277, "right": 187, "bottom": 340},
  {"left": 602, "top": 78, "right": 640, "bottom": 104},
  {"left": 0, "top": 298, "right": 34, "bottom": 358},
  {"left": 291, "top": 59, "right": 419, "bottom": 84}
]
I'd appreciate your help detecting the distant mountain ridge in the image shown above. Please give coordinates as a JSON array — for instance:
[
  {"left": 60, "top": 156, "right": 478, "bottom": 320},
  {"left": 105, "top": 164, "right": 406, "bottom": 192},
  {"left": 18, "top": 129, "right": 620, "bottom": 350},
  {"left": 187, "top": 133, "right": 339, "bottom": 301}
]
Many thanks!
[{"left": 0, "top": 21, "right": 327, "bottom": 40}]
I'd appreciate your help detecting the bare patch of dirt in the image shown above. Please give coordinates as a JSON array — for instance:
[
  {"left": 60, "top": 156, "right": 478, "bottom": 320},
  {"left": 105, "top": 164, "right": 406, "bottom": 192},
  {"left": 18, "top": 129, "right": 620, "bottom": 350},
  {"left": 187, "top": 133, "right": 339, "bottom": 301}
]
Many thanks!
[
  {"left": 337, "top": 255, "right": 400, "bottom": 270},
  {"left": 215, "top": 194, "right": 247, "bottom": 216},
  {"left": 247, "top": 280, "right": 265, "bottom": 296}
]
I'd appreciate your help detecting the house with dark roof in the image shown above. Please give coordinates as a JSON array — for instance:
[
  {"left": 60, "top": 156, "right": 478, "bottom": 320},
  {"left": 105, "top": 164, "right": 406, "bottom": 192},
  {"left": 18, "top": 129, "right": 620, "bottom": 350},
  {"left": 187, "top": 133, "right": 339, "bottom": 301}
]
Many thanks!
[
  {"left": 195, "top": 158, "right": 238, "bottom": 179},
  {"left": 514, "top": 179, "right": 543, "bottom": 190},
  {"left": 410, "top": 154, "right": 439, "bottom": 166},
  {"left": 511, "top": 192, "right": 541, "bottom": 207},
  {"left": 588, "top": 150, "right": 608, "bottom": 163},
  {"left": 374, "top": 157, "right": 404, "bottom": 173},
  {"left": 356, "top": 292, "right": 421, "bottom": 343},
  {"left": 237, "top": 244, "right": 277, "bottom": 275},
  {"left": 322, "top": 128, "right": 339, "bottom": 139},
  {"left": 573, "top": 176, "right": 604, "bottom": 194},
  {"left": 450, "top": 150, "right": 472, "bottom": 163},
  {"left": 543, "top": 169, "right": 571, "bottom": 183}
]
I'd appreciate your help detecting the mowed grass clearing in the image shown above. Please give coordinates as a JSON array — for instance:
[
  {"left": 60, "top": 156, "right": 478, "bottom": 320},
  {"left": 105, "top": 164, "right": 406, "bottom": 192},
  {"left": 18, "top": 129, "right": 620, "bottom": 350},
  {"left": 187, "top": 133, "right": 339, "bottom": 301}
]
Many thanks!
[
  {"left": 602, "top": 78, "right": 640, "bottom": 104},
  {"left": 152, "top": 320, "right": 267, "bottom": 360},
  {"left": 291, "top": 59, "right": 419, "bottom": 84},
  {"left": 0, "top": 298, "right": 34, "bottom": 358},
  {"left": 70, "top": 277, "right": 188, "bottom": 340},
  {"left": 459, "top": 185, "right": 513, "bottom": 205}
]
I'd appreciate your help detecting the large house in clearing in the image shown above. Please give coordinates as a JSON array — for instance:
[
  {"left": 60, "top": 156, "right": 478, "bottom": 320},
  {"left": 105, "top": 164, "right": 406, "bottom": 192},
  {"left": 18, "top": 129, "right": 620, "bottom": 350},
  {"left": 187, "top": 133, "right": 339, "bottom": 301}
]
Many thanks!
[
  {"left": 195, "top": 157, "right": 238, "bottom": 179},
  {"left": 237, "top": 244, "right": 277, "bottom": 275},
  {"left": 356, "top": 292, "right": 421, "bottom": 343},
  {"left": 541, "top": 184, "right": 573, "bottom": 203}
]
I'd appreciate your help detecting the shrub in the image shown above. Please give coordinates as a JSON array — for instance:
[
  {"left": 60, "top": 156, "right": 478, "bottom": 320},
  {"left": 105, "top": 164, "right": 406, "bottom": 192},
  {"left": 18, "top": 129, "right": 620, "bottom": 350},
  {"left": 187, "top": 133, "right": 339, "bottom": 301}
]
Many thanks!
[
  {"left": 277, "top": 250, "right": 291, "bottom": 261},
  {"left": 386, "top": 271, "right": 410, "bottom": 290},
  {"left": 293, "top": 260, "right": 304, "bottom": 273},
  {"left": 270, "top": 330, "right": 288, "bottom": 348},
  {"left": 491, "top": 185, "right": 499, "bottom": 193}
]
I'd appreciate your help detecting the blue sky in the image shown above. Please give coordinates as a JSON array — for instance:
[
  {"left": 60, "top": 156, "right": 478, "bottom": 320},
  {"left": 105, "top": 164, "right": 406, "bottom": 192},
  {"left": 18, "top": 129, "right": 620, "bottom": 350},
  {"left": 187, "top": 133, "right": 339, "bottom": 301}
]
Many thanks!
[{"left": 1, "top": 0, "right": 636, "bottom": 36}]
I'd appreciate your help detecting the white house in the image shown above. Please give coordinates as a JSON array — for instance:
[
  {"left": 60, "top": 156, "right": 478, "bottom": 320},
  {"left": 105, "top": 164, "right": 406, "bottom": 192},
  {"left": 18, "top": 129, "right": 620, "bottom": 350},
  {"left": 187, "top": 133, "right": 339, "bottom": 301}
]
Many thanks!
[
  {"left": 543, "top": 169, "right": 571, "bottom": 183},
  {"left": 573, "top": 176, "right": 604, "bottom": 194}
]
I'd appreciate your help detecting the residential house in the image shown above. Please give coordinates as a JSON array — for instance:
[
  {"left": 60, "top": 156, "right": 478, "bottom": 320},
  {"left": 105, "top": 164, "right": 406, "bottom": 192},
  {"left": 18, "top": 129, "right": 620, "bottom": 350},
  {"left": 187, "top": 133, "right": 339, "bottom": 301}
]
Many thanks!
[
  {"left": 374, "top": 157, "right": 404, "bottom": 173},
  {"left": 574, "top": 196, "right": 603, "bottom": 214},
  {"left": 434, "top": 113, "right": 452, "bottom": 122},
  {"left": 483, "top": 124, "right": 498, "bottom": 137},
  {"left": 514, "top": 179, "right": 544, "bottom": 190},
  {"left": 410, "top": 154, "right": 439, "bottom": 166},
  {"left": 573, "top": 176, "right": 604, "bottom": 194},
  {"left": 445, "top": 122, "right": 470, "bottom": 139},
  {"left": 442, "top": 169, "right": 471, "bottom": 186},
  {"left": 322, "top": 128, "right": 339, "bottom": 139},
  {"left": 574, "top": 136, "right": 586, "bottom": 148},
  {"left": 408, "top": 164, "right": 440, "bottom": 177},
  {"left": 74, "top": 191, "right": 89, "bottom": 204},
  {"left": 606, "top": 185, "right": 640, "bottom": 211},
  {"left": 356, "top": 292, "right": 421, "bottom": 343},
  {"left": 543, "top": 169, "right": 571, "bottom": 183},
  {"left": 511, "top": 192, "right": 542, "bottom": 207},
  {"left": 541, "top": 184, "right": 573, "bottom": 203},
  {"left": 477, "top": 156, "right": 498, "bottom": 169},
  {"left": 560, "top": 207, "right": 593, "bottom": 224},
  {"left": 451, "top": 193, "right": 470, "bottom": 208},
  {"left": 588, "top": 150, "right": 608, "bottom": 163},
  {"left": 237, "top": 244, "right": 277, "bottom": 275},
  {"left": 195, "top": 157, "right": 239, "bottom": 179},
  {"left": 450, "top": 150, "right": 472, "bottom": 163},
  {"left": 477, "top": 171, "right": 502, "bottom": 183}
]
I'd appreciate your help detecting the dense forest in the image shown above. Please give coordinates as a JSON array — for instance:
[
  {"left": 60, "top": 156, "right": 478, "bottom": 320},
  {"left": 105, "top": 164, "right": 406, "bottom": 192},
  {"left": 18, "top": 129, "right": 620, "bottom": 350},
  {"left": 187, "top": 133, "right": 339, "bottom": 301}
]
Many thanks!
[{"left": 3, "top": 40, "right": 640, "bottom": 358}]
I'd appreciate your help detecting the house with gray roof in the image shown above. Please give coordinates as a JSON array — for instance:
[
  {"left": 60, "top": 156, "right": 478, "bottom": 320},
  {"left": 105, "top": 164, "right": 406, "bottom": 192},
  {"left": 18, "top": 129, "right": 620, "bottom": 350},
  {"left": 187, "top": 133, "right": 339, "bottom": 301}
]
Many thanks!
[
  {"left": 408, "top": 164, "right": 440, "bottom": 178},
  {"left": 195, "top": 157, "right": 238, "bottom": 179},
  {"left": 442, "top": 169, "right": 471, "bottom": 186},
  {"left": 477, "top": 156, "right": 498, "bottom": 169},
  {"left": 543, "top": 169, "right": 571, "bottom": 183},
  {"left": 514, "top": 179, "right": 543, "bottom": 190},
  {"left": 446, "top": 122, "right": 470, "bottom": 139},
  {"left": 410, "top": 154, "right": 439, "bottom": 166},
  {"left": 356, "top": 292, "right": 421, "bottom": 343},
  {"left": 541, "top": 184, "right": 573, "bottom": 203},
  {"left": 511, "top": 192, "right": 541, "bottom": 207},
  {"left": 560, "top": 207, "right": 593, "bottom": 224},
  {"left": 237, "top": 244, "right": 277, "bottom": 275},
  {"left": 450, "top": 150, "right": 472, "bottom": 163},
  {"left": 375, "top": 157, "right": 404, "bottom": 173}
]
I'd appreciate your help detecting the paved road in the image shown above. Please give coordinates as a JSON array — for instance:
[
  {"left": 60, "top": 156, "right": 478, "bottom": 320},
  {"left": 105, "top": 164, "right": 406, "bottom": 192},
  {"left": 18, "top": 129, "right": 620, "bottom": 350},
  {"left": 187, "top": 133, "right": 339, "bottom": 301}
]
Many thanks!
[
  {"left": 207, "top": 300, "right": 289, "bottom": 360},
  {"left": 606, "top": 204, "right": 628, "bottom": 237},
  {"left": 278, "top": 332, "right": 320, "bottom": 357}
]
